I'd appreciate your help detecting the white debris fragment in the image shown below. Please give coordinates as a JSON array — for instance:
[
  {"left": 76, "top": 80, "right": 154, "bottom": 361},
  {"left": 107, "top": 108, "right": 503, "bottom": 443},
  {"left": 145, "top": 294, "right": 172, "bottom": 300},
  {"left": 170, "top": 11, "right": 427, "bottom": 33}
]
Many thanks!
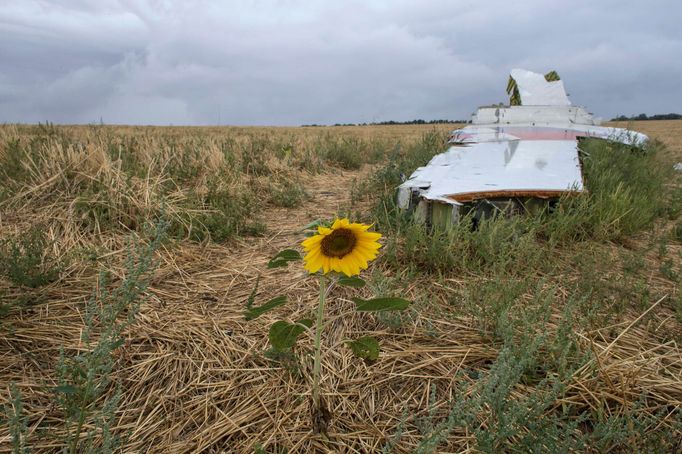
[
  {"left": 398, "top": 69, "right": 650, "bottom": 217},
  {"left": 398, "top": 140, "right": 584, "bottom": 208},
  {"left": 509, "top": 68, "right": 571, "bottom": 106}
]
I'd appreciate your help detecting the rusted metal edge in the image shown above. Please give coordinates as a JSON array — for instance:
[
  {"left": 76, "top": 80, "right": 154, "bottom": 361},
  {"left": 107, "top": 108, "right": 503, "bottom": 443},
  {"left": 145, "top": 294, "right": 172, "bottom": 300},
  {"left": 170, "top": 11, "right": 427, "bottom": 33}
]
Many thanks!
[{"left": 447, "top": 189, "right": 582, "bottom": 203}]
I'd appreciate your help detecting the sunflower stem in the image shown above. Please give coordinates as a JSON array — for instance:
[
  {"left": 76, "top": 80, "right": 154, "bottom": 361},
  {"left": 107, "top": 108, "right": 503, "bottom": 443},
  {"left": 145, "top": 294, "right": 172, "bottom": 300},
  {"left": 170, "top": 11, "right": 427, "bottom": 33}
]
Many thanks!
[{"left": 312, "top": 273, "right": 326, "bottom": 416}]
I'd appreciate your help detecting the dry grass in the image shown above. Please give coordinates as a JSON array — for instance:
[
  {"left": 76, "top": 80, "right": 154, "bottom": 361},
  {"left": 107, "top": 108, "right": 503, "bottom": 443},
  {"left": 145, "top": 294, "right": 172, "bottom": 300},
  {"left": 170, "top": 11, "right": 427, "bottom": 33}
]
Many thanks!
[
  {"left": 607, "top": 119, "right": 682, "bottom": 162},
  {"left": 0, "top": 121, "right": 681, "bottom": 453}
]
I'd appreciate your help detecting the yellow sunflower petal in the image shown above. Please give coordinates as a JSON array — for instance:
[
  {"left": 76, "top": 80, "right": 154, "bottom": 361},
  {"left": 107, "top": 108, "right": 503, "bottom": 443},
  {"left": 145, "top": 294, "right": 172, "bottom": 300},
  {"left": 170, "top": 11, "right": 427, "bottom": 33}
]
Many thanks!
[
  {"left": 321, "top": 256, "right": 331, "bottom": 274},
  {"left": 356, "top": 243, "right": 381, "bottom": 253},
  {"left": 301, "top": 234, "right": 323, "bottom": 250},
  {"left": 331, "top": 218, "right": 350, "bottom": 229},
  {"left": 346, "top": 253, "right": 367, "bottom": 272},
  {"left": 336, "top": 258, "right": 347, "bottom": 275},
  {"left": 304, "top": 249, "right": 321, "bottom": 266},
  {"left": 348, "top": 258, "right": 362, "bottom": 276},
  {"left": 348, "top": 222, "right": 372, "bottom": 233},
  {"left": 304, "top": 260, "right": 319, "bottom": 274},
  {"left": 335, "top": 260, "right": 348, "bottom": 276},
  {"left": 359, "top": 231, "right": 382, "bottom": 241},
  {"left": 346, "top": 259, "right": 359, "bottom": 276},
  {"left": 301, "top": 219, "right": 381, "bottom": 276},
  {"left": 303, "top": 254, "right": 319, "bottom": 272}
]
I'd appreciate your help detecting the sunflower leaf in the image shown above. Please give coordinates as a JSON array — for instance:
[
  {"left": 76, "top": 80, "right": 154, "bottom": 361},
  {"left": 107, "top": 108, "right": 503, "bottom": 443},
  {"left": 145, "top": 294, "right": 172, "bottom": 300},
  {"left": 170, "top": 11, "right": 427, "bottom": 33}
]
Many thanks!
[
  {"left": 244, "top": 295, "right": 288, "bottom": 321},
  {"left": 337, "top": 276, "right": 366, "bottom": 288},
  {"left": 352, "top": 297, "right": 410, "bottom": 312},
  {"left": 301, "top": 220, "right": 322, "bottom": 230},
  {"left": 268, "top": 319, "right": 312, "bottom": 350},
  {"left": 346, "top": 336, "right": 380, "bottom": 361},
  {"left": 302, "top": 219, "right": 333, "bottom": 233},
  {"left": 296, "top": 318, "right": 314, "bottom": 330},
  {"left": 267, "top": 249, "right": 302, "bottom": 268}
]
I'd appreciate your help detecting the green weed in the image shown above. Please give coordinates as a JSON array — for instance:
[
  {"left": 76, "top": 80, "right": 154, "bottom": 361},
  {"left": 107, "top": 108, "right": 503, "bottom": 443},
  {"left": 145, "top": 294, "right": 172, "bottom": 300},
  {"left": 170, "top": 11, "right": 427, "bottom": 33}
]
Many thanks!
[
  {"left": 0, "top": 227, "right": 62, "bottom": 289},
  {"left": 673, "top": 220, "right": 682, "bottom": 241},
  {"left": 52, "top": 217, "right": 167, "bottom": 453},
  {"left": 318, "top": 135, "right": 365, "bottom": 170},
  {"left": 1, "top": 383, "right": 29, "bottom": 454},
  {"left": 268, "top": 176, "right": 307, "bottom": 208},
  {"left": 174, "top": 185, "right": 265, "bottom": 242}
]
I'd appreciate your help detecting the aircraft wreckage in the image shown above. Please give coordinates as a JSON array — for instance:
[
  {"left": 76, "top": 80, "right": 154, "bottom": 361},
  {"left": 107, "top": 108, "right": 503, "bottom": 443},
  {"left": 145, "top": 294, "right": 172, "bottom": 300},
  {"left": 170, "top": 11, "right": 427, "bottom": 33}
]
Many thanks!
[{"left": 397, "top": 69, "right": 649, "bottom": 228}]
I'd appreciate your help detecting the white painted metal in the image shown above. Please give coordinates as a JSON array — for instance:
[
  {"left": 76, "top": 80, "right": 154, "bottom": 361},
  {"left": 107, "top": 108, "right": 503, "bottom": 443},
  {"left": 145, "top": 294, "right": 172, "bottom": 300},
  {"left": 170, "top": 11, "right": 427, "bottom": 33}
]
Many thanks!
[
  {"left": 449, "top": 124, "right": 649, "bottom": 147},
  {"left": 397, "top": 68, "right": 649, "bottom": 214},
  {"left": 510, "top": 68, "right": 571, "bottom": 106},
  {"left": 397, "top": 140, "right": 584, "bottom": 208},
  {"left": 472, "top": 106, "right": 596, "bottom": 125}
]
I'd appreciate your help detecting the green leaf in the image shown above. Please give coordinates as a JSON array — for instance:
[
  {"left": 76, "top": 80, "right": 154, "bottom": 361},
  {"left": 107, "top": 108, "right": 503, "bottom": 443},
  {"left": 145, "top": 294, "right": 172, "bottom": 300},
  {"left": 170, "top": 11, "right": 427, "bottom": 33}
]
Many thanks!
[
  {"left": 352, "top": 297, "right": 410, "bottom": 312},
  {"left": 267, "top": 249, "right": 302, "bottom": 268},
  {"left": 346, "top": 336, "right": 380, "bottom": 361},
  {"left": 245, "top": 275, "right": 261, "bottom": 309},
  {"left": 301, "top": 220, "right": 322, "bottom": 230},
  {"left": 54, "top": 384, "right": 77, "bottom": 395},
  {"left": 298, "top": 318, "right": 313, "bottom": 329},
  {"left": 111, "top": 339, "right": 125, "bottom": 349},
  {"left": 244, "top": 295, "right": 288, "bottom": 321},
  {"left": 337, "top": 276, "right": 366, "bottom": 288},
  {"left": 268, "top": 319, "right": 312, "bottom": 350}
]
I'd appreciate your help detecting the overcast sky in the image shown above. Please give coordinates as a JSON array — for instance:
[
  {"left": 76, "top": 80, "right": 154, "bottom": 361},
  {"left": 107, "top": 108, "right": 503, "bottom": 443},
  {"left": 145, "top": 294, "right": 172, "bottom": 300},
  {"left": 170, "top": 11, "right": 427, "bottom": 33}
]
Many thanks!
[{"left": 1, "top": 0, "right": 680, "bottom": 126}]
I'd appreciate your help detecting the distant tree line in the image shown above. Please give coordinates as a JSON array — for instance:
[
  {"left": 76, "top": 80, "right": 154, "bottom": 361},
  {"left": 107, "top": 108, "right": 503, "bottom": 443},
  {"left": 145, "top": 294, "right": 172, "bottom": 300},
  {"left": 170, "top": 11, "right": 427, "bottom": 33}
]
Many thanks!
[
  {"left": 611, "top": 113, "right": 682, "bottom": 121},
  {"left": 301, "top": 119, "right": 469, "bottom": 127}
]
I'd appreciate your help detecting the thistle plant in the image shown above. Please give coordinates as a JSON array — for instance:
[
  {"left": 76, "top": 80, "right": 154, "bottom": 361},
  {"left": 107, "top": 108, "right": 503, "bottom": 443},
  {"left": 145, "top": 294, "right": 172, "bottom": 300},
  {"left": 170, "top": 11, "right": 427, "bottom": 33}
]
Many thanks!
[{"left": 245, "top": 219, "right": 410, "bottom": 434}]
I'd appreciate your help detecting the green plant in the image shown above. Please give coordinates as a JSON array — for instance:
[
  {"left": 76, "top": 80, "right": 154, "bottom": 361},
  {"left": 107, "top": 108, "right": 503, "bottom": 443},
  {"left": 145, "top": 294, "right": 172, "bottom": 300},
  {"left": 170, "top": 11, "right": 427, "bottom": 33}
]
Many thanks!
[
  {"left": 674, "top": 292, "right": 682, "bottom": 324},
  {"left": 0, "top": 227, "right": 62, "bottom": 289},
  {"left": 1, "top": 383, "right": 29, "bottom": 454},
  {"left": 53, "top": 217, "right": 167, "bottom": 453},
  {"left": 318, "top": 135, "right": 365, "bottom": 170},
  {"left": 268, "top": 177, "right": 307, "bottom": 208},
  {"left": 660, "top": 258, "right": 679, "bottom": 281},
  {"left": 0, "top": 138, "right": 32, "bottom": 192},
  {"left": 544, "top": 138, "right": 669, "bottom": 243},
  {"left": 174, "top": 185, "right": 265, "bottom": 242},
  {"left": 673, "top": 220, "right": 682, "bottom": 241},
  {"left": 380, "top": 409, "right": 409, "bottom": 453},
  {"left": 246, "top": 220, "right": 411, "bottom": 434},
  {"left": 414, "top": 303, "right": 585, "bottom": 453}
]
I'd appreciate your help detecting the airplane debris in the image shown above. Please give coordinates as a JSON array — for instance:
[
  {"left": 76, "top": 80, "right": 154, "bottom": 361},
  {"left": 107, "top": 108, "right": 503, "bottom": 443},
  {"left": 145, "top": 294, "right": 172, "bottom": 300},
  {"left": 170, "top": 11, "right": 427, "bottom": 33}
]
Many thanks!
[{"left": 398, "top": 69, "right": 649, "bottom": 228}]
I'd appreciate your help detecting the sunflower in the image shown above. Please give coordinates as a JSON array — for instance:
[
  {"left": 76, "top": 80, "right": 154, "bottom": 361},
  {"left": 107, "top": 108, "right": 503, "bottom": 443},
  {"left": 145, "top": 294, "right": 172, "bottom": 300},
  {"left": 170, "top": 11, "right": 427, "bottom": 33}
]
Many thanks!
[{"left": 301, "top": 218, "right": 381, "bottom": 277}]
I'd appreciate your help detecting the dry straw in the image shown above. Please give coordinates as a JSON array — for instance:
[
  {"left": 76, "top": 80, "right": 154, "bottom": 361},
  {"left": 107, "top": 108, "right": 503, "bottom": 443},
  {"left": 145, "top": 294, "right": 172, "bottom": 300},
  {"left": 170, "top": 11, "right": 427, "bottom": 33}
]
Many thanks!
[{"left": 0, "top": 123, "right": 681, "bottom": 452}]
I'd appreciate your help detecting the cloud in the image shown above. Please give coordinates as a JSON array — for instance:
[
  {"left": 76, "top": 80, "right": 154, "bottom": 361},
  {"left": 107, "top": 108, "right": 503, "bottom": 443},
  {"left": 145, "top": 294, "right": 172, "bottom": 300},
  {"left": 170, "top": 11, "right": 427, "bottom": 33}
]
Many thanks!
[{"left": 1, "top": 0, "right": 681, "bottom": 125}]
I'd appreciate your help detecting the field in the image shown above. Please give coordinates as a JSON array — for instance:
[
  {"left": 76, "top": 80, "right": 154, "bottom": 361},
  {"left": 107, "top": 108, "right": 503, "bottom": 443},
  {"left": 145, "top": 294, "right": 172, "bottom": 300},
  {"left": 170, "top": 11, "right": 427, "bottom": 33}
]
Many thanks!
[{"left": 1, "top": 120, "right": 681, "bottom": 453}]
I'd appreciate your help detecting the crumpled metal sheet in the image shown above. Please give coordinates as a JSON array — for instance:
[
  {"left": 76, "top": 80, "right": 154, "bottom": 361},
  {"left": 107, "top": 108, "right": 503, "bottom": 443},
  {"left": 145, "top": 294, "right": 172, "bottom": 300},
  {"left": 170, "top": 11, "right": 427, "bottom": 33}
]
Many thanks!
[
  {"left": 398, "top": 69, "right": 649, "bottom": 210},
  {"left": 510, "top": 68, "right": 572, "bottom": 106},
  {"left": 398, "top": 140, "right": 584, "bottom": 208}
]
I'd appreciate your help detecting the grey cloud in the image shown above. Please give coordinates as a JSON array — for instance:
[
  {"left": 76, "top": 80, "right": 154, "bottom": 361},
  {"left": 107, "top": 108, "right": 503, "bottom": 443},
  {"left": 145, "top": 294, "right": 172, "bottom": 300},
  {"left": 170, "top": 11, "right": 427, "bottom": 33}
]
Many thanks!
[{"left": 1, "top": 0, "right": 681, "bottom": 125}]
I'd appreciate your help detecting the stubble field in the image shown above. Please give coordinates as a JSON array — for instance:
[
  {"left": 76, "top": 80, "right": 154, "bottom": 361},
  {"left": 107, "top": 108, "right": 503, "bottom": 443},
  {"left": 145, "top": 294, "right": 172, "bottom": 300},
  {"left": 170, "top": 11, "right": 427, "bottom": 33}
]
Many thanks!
[{"left": 0, "top": 120, "right": 681, "bottom": 453}]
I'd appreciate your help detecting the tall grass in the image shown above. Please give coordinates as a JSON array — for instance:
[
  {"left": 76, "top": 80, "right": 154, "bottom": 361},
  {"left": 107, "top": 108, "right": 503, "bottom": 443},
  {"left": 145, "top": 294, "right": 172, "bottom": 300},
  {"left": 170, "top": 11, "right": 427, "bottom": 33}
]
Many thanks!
[
  {"left": 0, "top": 125, "right": 399, "bottom": 243},
  {"left": 372, "top": 137, "right": 674, "bottom": 275}
]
